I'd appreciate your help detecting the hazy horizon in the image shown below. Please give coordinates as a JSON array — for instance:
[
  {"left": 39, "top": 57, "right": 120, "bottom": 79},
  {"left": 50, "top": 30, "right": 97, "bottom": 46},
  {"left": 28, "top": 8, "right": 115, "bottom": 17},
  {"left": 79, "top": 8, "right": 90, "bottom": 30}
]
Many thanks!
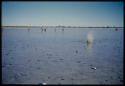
[{"left": 2, "top": 2, "right": 124, "bottom": 27}]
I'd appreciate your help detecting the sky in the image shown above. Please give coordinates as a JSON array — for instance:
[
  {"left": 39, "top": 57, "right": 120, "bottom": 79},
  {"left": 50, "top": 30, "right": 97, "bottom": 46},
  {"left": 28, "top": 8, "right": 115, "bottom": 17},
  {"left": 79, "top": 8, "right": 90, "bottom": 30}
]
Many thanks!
[{"left": 2, "top": 2, "right": 124, "bottom": 27}]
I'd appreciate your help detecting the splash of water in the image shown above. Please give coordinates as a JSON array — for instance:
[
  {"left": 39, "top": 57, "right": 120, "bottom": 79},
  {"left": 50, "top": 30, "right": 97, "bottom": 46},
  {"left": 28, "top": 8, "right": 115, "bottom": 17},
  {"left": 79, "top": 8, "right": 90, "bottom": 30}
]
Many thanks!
[{"left": 87, "top": 31, "right": 93, "bottom": 44}]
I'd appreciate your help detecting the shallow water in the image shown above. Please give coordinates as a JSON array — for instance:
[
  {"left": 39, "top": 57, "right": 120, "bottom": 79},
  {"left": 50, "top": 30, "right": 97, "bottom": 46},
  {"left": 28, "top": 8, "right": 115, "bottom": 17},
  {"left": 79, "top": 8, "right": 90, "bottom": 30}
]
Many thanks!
[{"left": 2, "top": 28, "right": 123, "bottom": 84}]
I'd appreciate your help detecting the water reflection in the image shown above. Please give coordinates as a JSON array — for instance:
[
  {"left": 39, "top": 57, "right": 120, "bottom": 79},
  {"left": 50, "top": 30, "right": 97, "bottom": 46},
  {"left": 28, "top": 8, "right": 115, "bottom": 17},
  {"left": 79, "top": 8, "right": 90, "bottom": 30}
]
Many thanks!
[
  {"left": 41, "top": 28, "right": 43, "bottom": 32},
  {"left": 87, "top": 42, "right": 92, "bottom": 49},
  {"left": 86, "top": 41, "right": 93, "bottom": 57},
  {"left": 61, "top": 28, "right": 64, "bottom": 34},
  {"left": 62, "top": 28, "right": 64, "bottom": 32},
  {"left": 44, "top": 28, "right": 46, "bottom": 32},
  {"left": 40, "top": 28, "right": 47, "bottom": 32},
  {"left": 86, "top": 31, "right": 93, "bottom": 55}
]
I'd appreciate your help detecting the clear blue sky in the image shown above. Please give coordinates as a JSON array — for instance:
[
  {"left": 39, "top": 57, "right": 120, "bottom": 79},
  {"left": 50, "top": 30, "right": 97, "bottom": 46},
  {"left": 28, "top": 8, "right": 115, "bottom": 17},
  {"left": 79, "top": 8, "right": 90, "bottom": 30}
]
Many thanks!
[{"left": 2, "top": 2, "right": 123, "bottom": 27}]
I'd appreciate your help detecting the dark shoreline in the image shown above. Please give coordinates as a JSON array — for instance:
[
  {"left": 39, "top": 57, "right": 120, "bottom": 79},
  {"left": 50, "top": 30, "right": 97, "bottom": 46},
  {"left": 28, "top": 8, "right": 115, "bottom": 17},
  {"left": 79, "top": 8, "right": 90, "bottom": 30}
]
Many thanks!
[{"left": 2, "top": 26, "right": 123, "bottom": 29}]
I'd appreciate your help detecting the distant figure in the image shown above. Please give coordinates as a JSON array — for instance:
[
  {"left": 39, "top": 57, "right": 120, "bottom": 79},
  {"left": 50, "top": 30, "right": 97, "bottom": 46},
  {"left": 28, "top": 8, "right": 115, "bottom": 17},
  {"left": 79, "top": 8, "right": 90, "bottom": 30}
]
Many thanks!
[
  {"left": 87, "top": 31, "right": 93, "bottom": 44},
  {"left": 44, "top": 28, "right": 46, "bottom": 32},
  {"left": 62, "top": 28, "right": 64, "bottom": 31},
  {"left": 28, "top": 28, "right": 30, "bottom": 32},
  {"left": 41, "top": 27, "right": 43, "bottom": 32},
  {"left": 115, "top": 28, "right": 118, "bottom": 31}
]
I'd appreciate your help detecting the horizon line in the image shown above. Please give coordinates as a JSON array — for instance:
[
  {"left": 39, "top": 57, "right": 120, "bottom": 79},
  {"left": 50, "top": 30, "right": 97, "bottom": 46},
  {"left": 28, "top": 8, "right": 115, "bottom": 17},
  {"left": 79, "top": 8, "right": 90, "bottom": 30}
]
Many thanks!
[{"left": 2, "top": 25, "right": 123, "bottom": 28}]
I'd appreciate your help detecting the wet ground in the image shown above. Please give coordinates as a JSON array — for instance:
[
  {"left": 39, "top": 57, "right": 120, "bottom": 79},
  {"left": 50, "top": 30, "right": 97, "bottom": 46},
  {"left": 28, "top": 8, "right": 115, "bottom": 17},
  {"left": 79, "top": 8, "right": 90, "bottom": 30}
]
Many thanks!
[{"left": 2, "top": 28, "right": 123, "bottom": 84}]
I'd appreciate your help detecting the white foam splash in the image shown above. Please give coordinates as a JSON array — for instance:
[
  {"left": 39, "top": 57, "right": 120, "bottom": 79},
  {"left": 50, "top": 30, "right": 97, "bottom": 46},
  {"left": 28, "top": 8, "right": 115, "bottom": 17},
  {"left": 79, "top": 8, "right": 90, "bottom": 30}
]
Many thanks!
[{"left": 87, "top": 31, "right": 93, "bottom": 43}]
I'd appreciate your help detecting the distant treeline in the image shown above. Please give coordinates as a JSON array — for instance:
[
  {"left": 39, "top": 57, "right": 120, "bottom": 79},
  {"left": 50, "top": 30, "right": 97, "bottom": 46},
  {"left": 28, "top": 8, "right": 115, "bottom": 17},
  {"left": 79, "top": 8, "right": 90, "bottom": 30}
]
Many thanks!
[{"left": 2, "top": 26, "right": 123, "bottom": 28}]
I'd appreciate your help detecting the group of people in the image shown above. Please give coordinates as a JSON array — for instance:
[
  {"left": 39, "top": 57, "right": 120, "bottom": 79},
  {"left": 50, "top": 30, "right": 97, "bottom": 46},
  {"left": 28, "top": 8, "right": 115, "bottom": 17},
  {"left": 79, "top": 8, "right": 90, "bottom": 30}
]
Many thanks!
[
  {"left": 41, "top": 28, "right": 46, "bottom": 32},
  {"left": 27, "top": 27, "right": 65, "bottom": 32}
]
